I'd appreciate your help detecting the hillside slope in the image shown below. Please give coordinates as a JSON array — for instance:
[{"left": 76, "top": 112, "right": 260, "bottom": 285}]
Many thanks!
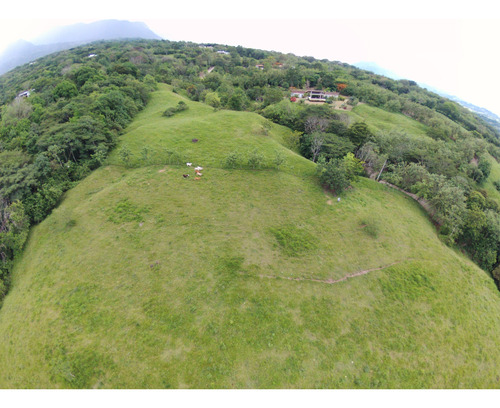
[{"left": 1, "top": 86, "right": 500, "bottom": 388}]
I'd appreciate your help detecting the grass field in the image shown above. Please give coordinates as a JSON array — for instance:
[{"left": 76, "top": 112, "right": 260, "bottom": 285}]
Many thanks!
[
  {"left": 1, "top": 85, "right": 500, "bottom": 388},
  {"left": 350, "top": 104, "right": 431, "bottom": 138}
]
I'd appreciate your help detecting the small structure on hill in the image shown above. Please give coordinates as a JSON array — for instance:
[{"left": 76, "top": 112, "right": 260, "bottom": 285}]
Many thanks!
[
  {"left": 17, "top": 89, "right": 33, "bottom": 98},
  {"left": 308, "top": 90, "right": 339, "bottom": 102},
  {"left": 289, "top": 88, "right": 340, "bottom": 101},
  {"left": 290, "top": 88, "right": 307, "bottom": 98}
]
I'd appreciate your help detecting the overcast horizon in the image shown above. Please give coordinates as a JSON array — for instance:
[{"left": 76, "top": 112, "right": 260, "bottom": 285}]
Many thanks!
[{"left": 1, "top": 1, "right": 500, "bottom": 116}]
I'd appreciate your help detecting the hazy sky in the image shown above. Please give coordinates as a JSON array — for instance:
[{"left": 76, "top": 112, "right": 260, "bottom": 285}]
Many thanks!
[{"left": 1, "top": 0, "right": 500, "bottom": 115}]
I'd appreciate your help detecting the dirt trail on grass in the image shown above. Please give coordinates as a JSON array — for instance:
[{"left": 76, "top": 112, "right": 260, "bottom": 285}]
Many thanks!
[
  {"left": 253, "top": 259, "right": 411, "bottom": 285},
  {"left": 378, "top": 180, "right": 435, "bottom": 217}
]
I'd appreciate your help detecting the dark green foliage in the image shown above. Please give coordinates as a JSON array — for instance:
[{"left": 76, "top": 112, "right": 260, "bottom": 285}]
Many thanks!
[
  {"left": 93, "top": 90, "right": 138, "bottom": 130},
  {"left": 53, "top": 80, "right": 78, "bottom": 99},
  {"left": 0, "top": 200, "right": 29, "bottom": 298},
  {"left": 23, "top": 181, "right": 64, "bottom": 223},
  {"left": 322, "top": 134, "right": 355, "bottom": 160},
  {"left": 163, "top": 101, "right": 189, "bottom": 117},
  {"left": 0, "top": 150, "right": 38, "bottom": 201},
  {"left": 346, "top": 122, "right": 373, "bottom": 148},
  {"left": 316, "top": 157, "right": 350, "bottom": 194}
]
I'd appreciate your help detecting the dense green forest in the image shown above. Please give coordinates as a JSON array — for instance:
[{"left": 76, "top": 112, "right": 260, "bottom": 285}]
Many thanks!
[{"left": 2, "top": 38, "right": 500, "bottom": 303}]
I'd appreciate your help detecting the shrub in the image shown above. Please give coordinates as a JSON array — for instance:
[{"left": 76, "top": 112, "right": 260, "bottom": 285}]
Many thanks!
[
  {"left": 162, "top": 107, "right": 176, "bottom": 117},
  {"left": 176, "top": 101, "right": 188, "bottom": 111},
  {"left": 204, "top": 92, "right": 221, "bottom": 109},
  {"left": 247, "top": 149, "right": 264, "bottom": 169},
  {"left": 316, "top": 157, "right": 350, "bottom": 194},
  {"left": 274, "top": 150, "right": 286, "bottom": 169},
  {"left": 224, "top": 151, "right": 242, "bottom": 169},
  {"left": 118, "top": 145, "right": 132, "bottom": 167},
  {"left": 162, "top": 101, "right": 189, "bottom": 117},
  {"left": 492, "top": 264, "right": 500, "bottom": 289}
]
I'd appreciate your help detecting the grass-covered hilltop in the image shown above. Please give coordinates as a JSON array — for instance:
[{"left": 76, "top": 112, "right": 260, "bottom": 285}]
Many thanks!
[{"left": 1, "top": 39, "right": 500, "bottom": 388}]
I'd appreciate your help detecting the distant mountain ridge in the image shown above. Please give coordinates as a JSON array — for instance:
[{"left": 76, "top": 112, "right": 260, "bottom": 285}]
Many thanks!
[
  {"left": 0, "top": 20, "right": 162, "bottom": 75},
  {"left": 354, "top": 61, "right": 500, "bottom": 131},
  {"left": 353, "top": 61, "right": 403, "bottom": 80}
]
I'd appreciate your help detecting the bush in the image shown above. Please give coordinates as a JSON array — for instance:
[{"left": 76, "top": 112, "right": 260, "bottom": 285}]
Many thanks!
[
  {"left": 492, "top": 264, "right": 500, "bottom": 289},
  {"left": 224, "top": 151, "right": 242, "bottom": 169},
  {"left": 274, "top": 150, "right": 286, "bottom": 169},
  {"left": 162, "top": 101, "right": 189, "bottom": 117},
  {"left": 247, "top": 149, "right": 264, "bottom": 169},
  {"left": 118, "top": 145, "right": 132, "bottom": 167},
  {"left": 162, "top": 107, "right": 176, "bottom": 117},
  {"left": 316, "top": 157, "right": 350, "bottom": 194}
]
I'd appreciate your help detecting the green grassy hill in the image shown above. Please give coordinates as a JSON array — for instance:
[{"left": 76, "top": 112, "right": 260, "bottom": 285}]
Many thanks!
[
  {"left": 1, "top": 85, "right": 500, "bottom": 388},
  {"left": 349, "top": 103, "right": 430, "bottom": 138}
]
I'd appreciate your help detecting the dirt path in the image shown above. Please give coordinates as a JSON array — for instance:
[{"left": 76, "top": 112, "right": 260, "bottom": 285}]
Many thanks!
[
  {"left": 251, "top": 260, "right": 410, "bottom": 285},
  {"left": 378, "top": 180, "right": 436, "bottom": 220},
  {"left": 199, "top": 66, "right": 215, "bottom": 79}
]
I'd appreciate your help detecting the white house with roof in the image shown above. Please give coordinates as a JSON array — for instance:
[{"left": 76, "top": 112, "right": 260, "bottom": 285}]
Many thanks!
[
  {"left": 308, "top": 90, "right": 339, "bottom": 101},
  {"left": 290, "top": 88, "right": 340, "bottom": 101},
  {"left": 290, "top": 89, "right": 307, "bottom": 98},
  {"left": 17, "top": 90, "right": 32, "bottom": 98}
]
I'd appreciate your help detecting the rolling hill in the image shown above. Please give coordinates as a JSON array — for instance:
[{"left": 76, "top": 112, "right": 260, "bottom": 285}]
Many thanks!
[{"left": 1, "top": 85, "right": 500, "bottom": 388}]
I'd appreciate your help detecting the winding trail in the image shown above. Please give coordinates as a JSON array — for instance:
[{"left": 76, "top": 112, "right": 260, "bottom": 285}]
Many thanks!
[{"left": 251, "top": 259, "right": 411, "bottom": 285}]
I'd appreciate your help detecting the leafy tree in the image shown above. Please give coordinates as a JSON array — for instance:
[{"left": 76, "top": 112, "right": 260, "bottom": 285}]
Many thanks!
[
  {"left": 23, "top": 182, "right": 63, "bottom": 223},
  {"left": 336, "top": 83, "right": 348, "bottom": 93},
  {"left": 342, "top": 152, "right": 365, "bottom": 181},
  {"left": 263, "top": 88, "right": 283, "bottom": 107},
  {"left": 322, "top": 134, "right": 355, "bottom": 161},
  {"left": 227, "top": 89, "right": 248, "bottom": 111},
  {"left": 204, "top": 92, "right": 221, "bottom": 109},
  {"left": 0, "top": 199, "right": 29, "bottom": 282},
  {"left": 346, "top": 122, "right": 373, "bottom": 149},
  {"left": 72, "top": 66, "right": 102, "bottom": 88},
  {"left": 309, "top": 132, "right": 325, "bottom": 163},
  {"left": 316, "top": 157, "right": 350, "bottom": 194},
  {"left": 53, "top": 80, "right": 78, "bottom": 99},
  {"left": 0, "top": 150, "right": 38, "bottom": 201}
]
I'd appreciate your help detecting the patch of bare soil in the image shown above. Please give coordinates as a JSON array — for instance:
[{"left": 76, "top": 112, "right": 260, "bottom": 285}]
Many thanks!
[{"left": 253, "top": 260, "right": 409, "bottom": 285}]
